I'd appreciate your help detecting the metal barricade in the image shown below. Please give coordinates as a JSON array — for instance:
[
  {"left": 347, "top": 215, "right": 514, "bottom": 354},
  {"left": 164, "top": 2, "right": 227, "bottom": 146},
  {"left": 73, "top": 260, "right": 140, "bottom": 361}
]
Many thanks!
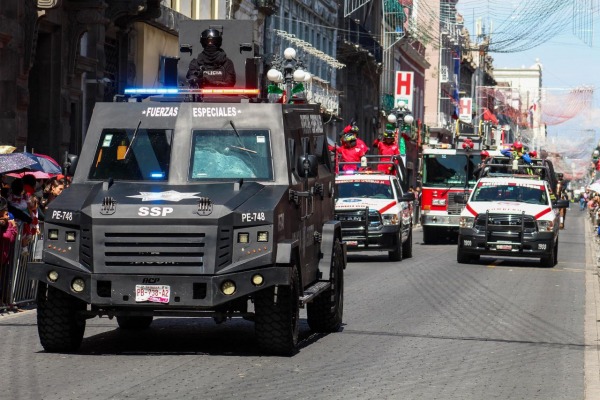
[{"left": 0, "top": 222, "right": 42, "bottom": 312}]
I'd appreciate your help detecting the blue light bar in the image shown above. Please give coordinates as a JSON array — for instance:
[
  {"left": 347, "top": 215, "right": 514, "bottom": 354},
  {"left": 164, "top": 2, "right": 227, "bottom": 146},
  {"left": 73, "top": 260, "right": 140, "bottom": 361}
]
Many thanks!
[
  {"left": 123, "top": 87, "right": 260, "bottom": 96},
  {"left": 150, "top": 172, "right": 166, "bottom": 179},
  {"left": 124, "top": 87, "right": 179, "bottom": 95}
]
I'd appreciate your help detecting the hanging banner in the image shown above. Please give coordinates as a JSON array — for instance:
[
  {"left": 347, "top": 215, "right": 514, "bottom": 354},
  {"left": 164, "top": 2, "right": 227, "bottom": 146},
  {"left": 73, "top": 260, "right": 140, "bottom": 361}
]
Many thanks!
[
  {"left": 394, "top": 71, "right": 413, "bottom": 111},
  {"left": 458, "top": 97, "right": 472, "bottom": 123}
]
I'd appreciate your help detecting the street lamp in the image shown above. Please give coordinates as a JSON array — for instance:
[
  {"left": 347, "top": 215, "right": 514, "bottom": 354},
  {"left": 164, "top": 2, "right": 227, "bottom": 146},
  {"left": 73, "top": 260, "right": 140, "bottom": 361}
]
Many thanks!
[
  {"left": 387, "top": 100, "right": 414, "bottom": 132},
  {"left": 266, "top": 47, "right": 308, "bottom": 103}
]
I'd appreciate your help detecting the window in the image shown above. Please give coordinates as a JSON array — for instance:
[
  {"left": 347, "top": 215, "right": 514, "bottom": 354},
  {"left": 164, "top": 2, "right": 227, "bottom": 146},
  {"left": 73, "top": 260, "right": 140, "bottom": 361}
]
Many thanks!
[
  {"left": 423, "top": 154, "right": 481, "bottom": 187},
  {"left": 88, "top": 129, "right": 173, "bottom": 181},
  {"left": 337, "top": 181, "right": 394, "bottom": 200},
  {"left": 190, "top": 129, "right": 273, "bottom": 180}
]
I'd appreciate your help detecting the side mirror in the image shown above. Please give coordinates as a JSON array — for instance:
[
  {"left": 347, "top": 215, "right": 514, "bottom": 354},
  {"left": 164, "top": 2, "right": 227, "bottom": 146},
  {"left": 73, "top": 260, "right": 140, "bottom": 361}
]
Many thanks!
[
  {"left": 63, "top": 153, "right": 78, "bottom": 177},
  {"left": 454, "top": 194, "right": 466, "bottom": 204},
  {"left": 401, "top": 192, "right": 415, "bottom": 202},
  {"left": 180, "top": 44, "right": 193, "bottom": 55},
  {"left": 552, "top": 199, "right": 570, "bottom": 209},
  {"left": 297, "top": 154, "right": 318, "bottom": 178}
]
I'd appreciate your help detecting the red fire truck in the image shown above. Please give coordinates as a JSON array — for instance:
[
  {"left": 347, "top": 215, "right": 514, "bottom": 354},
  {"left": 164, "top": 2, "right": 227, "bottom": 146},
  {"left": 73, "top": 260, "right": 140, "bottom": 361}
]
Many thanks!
[{"left": 420, "top": 146, "right": 488, "bottom": 244}]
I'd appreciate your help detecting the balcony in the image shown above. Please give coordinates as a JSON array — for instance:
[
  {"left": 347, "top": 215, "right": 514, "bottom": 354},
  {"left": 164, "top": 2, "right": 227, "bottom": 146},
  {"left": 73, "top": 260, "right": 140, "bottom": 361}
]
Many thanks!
[
  {"left": 338, "top": 18, "right": 382, "bottom": 64},
  {"left": 254, "top": 0, "right": 278, "bottom": 16}
]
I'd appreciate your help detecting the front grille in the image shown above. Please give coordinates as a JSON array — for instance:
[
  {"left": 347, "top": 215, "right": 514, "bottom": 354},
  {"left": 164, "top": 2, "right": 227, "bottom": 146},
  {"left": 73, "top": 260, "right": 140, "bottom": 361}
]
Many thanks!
[
  {"left": 103, "top": 231, "right": 207, "bottom": 267},
  {"left": 92, "top": 225, "right": 233, "bottom": 273},
  {"left": 475, "top": 213, "right": 537, "bottom": 243},
  {"left": 448, "top": 193, "right": 466, "bottom": 215},
  {"left": 336, "top": 208, "right": 383, "bottom": 239},
  {"left": 475, "top": 213, "right": 536, "bottom": 230}
]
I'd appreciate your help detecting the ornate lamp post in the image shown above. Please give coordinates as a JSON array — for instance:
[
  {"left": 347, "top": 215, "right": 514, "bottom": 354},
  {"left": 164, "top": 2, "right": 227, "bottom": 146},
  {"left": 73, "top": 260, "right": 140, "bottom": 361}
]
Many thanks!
[
  {"left": 387, "top": 100, "right": 414, "bottom": 156},
  {"left": 266, "top": 47, "right": 310, "bottom": 103}
]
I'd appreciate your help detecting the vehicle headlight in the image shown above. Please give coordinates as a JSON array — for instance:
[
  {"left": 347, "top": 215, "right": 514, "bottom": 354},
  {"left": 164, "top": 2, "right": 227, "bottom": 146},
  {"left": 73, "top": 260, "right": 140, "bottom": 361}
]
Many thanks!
[
  {"left": 432, "top": 198, "right": 447, "bottom": 206},
  {"left": 459, "top": 216, "right": 475, "bottom": 228},
  {"left": 537, "top": 220, "right": 554, "bottom": 232},
  {"left": 382, "top": 214, "right": 399, "bottom": 225}
]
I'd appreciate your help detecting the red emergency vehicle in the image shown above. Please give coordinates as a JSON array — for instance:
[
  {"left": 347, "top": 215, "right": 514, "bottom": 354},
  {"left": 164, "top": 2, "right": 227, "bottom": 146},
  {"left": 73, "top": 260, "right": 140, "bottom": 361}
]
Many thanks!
[{"left": 420, "top": 146, "right": 485, "bottom": 243}]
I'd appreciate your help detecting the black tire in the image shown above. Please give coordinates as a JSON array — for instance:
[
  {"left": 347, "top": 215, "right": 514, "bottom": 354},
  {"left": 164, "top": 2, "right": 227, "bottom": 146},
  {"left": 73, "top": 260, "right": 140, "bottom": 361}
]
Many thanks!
[
  {"left": 36, "top": 284, "right": 86, "bottom": 353},
  {"left": 422, "top": 226, "right": 434, "bottom": 244},
  {"left": 541, "top": 241, "right": 558, "bottom": 268},
  {"left": 402, "top": 228, "right": 413, "bottom": 258},
  {"left": 117, "top": 316, "right": 153, "bottom": 330},
  {"left": 307, "top": 239, "right": 344, "bottom": 332},
  {"left": 457, "top": 248, "right": 471, "bottom": 264},
  {"left": 255, "top": 263, "right": 300, "bottom": 356},
  {"left": 389, "top": 230, "right": 403, "bottom": 261}
]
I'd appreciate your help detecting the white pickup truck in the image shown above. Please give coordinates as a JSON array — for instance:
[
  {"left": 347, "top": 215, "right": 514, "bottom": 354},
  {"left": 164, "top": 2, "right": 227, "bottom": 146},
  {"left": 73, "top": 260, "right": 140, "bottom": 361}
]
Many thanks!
[
  {"left": 457, "top": 175, "right": 570, "bottom": 267},
  {"left": 335, "top": 172, "right": 415, "bottom": 261}
]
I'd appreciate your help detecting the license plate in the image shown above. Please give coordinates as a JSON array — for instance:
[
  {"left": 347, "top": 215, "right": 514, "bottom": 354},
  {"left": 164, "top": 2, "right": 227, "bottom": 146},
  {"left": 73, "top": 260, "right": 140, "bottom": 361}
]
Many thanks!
[
  {"left": 346, "top": 240, "right": 358, "bottom": 246},
  {"left": 497, "top": 244, "right": 512, "bottom": 250},
  {"left": 135, "top": 285, "right": 170, "bottom": 303}
]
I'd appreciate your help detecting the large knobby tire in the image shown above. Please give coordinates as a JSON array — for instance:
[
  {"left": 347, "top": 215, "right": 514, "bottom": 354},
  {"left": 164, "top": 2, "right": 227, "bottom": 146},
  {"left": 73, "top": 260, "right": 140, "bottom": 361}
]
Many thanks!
[
  {"left": 255, "top": 263, "right": 300, "bottom": 356},
  {"left": 36, "top": 284, "right": 86, "bottom": 353},
  {"left": 307, "top": 239, "right": 344, "bottom": 332},
  {"left": 402, "top": 228, "right": 413, "bottom": 259},
  {"left": 389, "top": 230, "right": 403, "bottom": 261},
  {"left": 117, "top": 316, "right": 154, "bottom": 330}
]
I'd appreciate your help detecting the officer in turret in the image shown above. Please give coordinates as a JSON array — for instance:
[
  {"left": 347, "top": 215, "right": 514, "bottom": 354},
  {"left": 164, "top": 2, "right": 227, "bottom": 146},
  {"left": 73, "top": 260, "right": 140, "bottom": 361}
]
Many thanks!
[{"left": 186, "top": 28, "right": 236, "bottom": 87}]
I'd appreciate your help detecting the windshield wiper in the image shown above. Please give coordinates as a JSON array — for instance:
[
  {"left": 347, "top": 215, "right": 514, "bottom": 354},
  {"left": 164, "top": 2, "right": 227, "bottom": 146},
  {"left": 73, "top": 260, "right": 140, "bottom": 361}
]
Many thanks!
[
  {"left": 229, "top": 121, "right": 256, "bottom": 154},
  {"left": 124, "top": 120, "right": 142, "bottom": 160}
]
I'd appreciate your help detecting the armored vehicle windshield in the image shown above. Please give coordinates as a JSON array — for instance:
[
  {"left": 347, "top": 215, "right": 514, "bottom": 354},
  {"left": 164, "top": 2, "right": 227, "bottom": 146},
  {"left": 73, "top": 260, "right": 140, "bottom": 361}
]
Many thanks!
[
  {"left": 190, "top": 128, "right": 273, "bottom": 180},
  {"left": 89, "top": 128, "right": 172, "bottom": 181}
]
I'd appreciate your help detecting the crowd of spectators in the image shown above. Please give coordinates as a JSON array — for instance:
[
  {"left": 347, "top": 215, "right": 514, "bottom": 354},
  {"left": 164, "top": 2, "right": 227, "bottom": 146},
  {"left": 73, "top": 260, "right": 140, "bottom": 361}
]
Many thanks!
[{"left": 0, "top": 173, "right": 67, "bottom": 308}]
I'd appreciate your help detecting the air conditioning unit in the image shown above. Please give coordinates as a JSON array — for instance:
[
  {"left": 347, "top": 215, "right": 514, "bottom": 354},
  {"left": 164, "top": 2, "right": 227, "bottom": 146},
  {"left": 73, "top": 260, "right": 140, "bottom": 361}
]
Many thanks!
[{"left": 440, "top": 66, "right": 449, "bottom": 83}]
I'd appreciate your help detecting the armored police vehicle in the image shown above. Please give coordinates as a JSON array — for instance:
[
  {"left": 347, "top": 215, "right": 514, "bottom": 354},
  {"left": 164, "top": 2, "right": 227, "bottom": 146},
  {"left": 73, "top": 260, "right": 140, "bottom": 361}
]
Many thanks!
[{"left": 29, "top": 20, "right": 345, "bottom": 356}]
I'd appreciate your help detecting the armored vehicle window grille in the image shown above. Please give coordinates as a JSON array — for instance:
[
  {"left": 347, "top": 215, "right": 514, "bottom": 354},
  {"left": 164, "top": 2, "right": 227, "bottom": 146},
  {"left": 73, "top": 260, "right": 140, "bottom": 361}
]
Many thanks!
[
  {"left": 88, "top": 128, "right": 173, "bottom": 181},
  {"left": 103, "top": 231, "right": 206, "bottom": 267},
  {"left": 190, "top": 129, "right": 273, "bottom": 181}
]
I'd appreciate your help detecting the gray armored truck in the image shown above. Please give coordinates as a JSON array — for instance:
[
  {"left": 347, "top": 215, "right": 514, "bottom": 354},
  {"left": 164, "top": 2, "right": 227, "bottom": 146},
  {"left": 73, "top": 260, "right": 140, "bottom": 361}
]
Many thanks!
[{"left": 29, "top": 20, "right": 345, "bottom": 356}]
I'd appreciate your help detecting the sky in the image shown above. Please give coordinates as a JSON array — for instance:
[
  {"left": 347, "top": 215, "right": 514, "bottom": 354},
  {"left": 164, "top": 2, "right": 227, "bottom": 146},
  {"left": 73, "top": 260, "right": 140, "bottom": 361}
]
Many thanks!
[{"left": 456, "top": 0, "right": 600, "bottom": 177}]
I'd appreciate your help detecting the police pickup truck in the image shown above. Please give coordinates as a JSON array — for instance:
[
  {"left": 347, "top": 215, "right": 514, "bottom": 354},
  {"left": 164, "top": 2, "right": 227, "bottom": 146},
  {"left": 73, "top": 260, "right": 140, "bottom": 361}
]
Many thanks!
[
  {"left": 457, "top": 173, "right": 569, "bottom": 267},
  {"left": 334, "top": 158, "right": 414, "bottom": 261}
]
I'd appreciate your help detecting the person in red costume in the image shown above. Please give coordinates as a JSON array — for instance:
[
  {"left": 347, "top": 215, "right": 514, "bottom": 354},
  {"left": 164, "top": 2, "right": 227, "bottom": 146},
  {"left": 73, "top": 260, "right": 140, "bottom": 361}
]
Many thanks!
[
  {"left": 330, "top": 124, "right": 369, "bottom": 171},
  {"left": 372, "top": 125, "right": 399, "bottom": 174}
]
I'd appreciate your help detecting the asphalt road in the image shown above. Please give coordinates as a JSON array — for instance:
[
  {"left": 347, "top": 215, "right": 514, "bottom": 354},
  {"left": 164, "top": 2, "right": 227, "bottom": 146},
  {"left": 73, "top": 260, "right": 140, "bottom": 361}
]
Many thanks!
[{"left": 1, "top": 208, "right": 598, "bottom": 400}]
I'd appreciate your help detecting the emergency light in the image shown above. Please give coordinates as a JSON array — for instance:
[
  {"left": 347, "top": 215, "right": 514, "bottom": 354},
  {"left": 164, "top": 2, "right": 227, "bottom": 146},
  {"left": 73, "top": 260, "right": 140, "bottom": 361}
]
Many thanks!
[{"left": 124, "top": 87, "right": 260, "bottom": 96}]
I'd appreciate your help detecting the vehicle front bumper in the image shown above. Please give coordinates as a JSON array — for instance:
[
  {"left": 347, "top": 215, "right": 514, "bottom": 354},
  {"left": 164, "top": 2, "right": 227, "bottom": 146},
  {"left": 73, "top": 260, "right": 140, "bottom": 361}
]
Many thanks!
[
  {"left": 28, "top": 261, "right": 290, "bottom": 308},
  {"left": 457, "top": 228, "right": 556, "bottom": 258},
  {"left": 421, "top": 213, "right": 461, "bottom": 228},
  {"left": 342, "top": 225, "right": 400, "bottom": 252}
]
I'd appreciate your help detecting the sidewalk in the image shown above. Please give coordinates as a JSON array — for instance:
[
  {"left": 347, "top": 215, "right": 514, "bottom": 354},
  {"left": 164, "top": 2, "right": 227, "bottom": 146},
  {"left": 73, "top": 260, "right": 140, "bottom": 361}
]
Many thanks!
[{"left": 584, "top": 212, "right": 600, "bottom": 399}]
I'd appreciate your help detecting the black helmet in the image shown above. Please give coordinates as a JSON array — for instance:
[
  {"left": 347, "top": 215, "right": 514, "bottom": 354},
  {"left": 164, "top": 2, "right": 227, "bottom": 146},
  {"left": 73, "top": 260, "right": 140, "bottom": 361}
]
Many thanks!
[
  {"left": 201, "top": 29, "right": 222, "bottom": 48},
  {"left": 383, "top": 129, "right": 395, "bottom": 139}
]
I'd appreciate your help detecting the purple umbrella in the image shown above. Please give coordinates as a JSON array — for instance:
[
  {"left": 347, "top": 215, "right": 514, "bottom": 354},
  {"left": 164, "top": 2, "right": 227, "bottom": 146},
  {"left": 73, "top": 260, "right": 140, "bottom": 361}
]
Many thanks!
[{"left": 0, "top": 153, "right": 39, "bottom": 175}]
